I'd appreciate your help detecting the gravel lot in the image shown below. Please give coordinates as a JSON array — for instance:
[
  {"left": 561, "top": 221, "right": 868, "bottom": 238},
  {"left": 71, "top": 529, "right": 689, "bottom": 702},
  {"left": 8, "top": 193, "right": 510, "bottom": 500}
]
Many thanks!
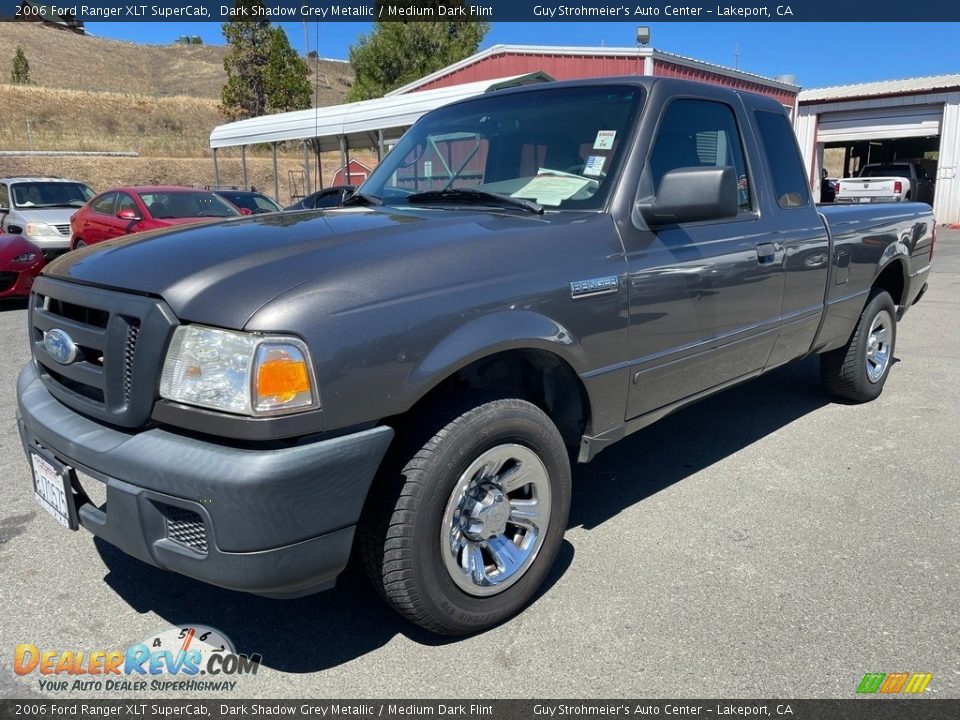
[{"left": 1, "top": 231, "right": 958, "bottom": 700}]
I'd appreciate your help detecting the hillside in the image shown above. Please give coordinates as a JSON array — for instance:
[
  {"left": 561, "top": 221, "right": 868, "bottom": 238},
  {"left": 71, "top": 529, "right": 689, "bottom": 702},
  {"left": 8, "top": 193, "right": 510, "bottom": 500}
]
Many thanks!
[
  {"left": 0, "top": 23, "right": 354, "bottom": 103},
  {"left": 0, "top": 84, "right": 221, "bottom": 156},
  {"left": 0, "top": 25, "right": 361, "bottom": 202}
]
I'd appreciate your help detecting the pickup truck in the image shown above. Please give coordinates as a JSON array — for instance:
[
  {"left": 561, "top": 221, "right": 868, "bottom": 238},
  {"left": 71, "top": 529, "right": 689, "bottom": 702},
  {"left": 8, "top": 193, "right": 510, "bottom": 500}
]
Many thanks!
[
  {"left": 16, "top": 78, "right": 934, "bottom": 636},
  {"left": 836, "top": 161, "right": 936, "bottom": 205}
]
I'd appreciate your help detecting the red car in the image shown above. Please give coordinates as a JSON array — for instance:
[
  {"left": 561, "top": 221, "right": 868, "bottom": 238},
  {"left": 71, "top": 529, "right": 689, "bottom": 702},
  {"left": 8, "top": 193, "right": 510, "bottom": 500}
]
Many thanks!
[
  {"left": 70, "top": 186, "right": 241, "bottom": 249},
  {"left": 0, "top": 232, "right": 45, "bottom": 299}
]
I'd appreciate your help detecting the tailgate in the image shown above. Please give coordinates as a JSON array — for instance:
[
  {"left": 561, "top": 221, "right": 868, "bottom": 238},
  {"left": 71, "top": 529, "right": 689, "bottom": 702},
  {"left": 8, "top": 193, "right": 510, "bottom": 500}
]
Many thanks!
[{"left": 837, "top": 177, "right": 906, "bottom": 202}]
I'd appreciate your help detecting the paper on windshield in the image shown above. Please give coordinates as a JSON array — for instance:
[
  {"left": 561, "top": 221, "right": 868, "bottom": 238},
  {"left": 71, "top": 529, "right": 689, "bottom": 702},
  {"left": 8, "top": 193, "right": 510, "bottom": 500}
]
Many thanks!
[
  {"left": 583, "top": 155, "right": 606, "bottom": 177},
  {"left": 511, "top": 169, "right": 592, "bottom": 206}
]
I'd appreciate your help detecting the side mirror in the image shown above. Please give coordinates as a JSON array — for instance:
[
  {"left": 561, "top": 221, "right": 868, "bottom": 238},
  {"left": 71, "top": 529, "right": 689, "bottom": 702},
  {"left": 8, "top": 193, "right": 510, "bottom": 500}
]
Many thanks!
[
  {"left": 117, "top": 208, "right": 141, "bottom": 221},
  {"left": 638, "top": 166, "right": 738, "bottom": 226}
]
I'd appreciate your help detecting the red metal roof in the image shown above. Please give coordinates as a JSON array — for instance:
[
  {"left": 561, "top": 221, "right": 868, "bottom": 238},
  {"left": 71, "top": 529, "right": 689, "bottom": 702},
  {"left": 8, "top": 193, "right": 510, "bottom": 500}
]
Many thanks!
[{"left": 392, "top": 44, "right": 799, "bottom": 108}]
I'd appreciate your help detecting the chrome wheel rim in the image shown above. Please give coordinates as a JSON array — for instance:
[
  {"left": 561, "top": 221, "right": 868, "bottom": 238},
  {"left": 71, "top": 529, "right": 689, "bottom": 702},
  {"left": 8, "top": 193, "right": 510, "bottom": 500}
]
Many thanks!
[
  {"left": 441, "top": 443, "right": 552, "bottom": 597},
  {"left": 865, "top": 309, "right": 893, "bottom": 383}
]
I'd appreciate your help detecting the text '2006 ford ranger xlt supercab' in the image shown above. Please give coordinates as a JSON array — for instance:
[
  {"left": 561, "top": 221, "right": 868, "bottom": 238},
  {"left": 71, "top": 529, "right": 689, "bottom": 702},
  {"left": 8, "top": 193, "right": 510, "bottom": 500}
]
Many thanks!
[{"left": 17, "top": 78, "right": 934, "bottom": 635}]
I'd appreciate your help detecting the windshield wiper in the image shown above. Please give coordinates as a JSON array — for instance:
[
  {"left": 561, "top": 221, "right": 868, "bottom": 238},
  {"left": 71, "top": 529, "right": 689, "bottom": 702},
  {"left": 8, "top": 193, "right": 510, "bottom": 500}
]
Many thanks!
[
  {"left": 342, "top": 191, "right": 383, "bottom": 207},
  {"left": 406, "top": 188, "right": 543, "bottom": 215}
]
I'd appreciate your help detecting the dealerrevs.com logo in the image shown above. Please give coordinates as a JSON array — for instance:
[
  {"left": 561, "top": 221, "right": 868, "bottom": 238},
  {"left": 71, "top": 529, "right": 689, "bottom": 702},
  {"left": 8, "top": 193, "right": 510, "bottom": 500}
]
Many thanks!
[
  {"left": 856, "top": 672, "right": 933, "bottom": 695},
  {"left": 14, "top": 625, "right": 261, "bottom": 693}
]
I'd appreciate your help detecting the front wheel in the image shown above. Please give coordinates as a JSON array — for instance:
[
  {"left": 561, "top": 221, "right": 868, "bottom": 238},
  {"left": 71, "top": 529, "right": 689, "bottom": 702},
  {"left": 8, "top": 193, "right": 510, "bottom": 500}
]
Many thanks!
[
  {"left": 359, "top": 398, "right": 571, "bottom": 635},
  {"left": 821, "top": 288, "right": 897, "bottom": 402}
]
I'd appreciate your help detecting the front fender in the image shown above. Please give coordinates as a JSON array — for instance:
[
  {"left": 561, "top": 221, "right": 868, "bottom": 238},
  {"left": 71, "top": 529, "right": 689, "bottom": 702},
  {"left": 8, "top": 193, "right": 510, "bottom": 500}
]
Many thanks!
[{"left": 405, "top": 309, "right": 588, "bottom": 400}]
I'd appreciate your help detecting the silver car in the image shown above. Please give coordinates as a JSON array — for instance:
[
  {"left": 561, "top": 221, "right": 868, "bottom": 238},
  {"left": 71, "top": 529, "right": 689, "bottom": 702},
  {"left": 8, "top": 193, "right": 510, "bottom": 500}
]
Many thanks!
[{"left": 0, "top": 177, "right": 94, "bottom": 257}]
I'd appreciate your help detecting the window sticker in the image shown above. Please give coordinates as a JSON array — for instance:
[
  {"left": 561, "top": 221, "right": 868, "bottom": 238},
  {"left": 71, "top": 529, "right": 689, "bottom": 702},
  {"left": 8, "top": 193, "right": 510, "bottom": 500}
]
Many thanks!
[
  {"left": 583, "top": 155, "right": 607, "bottom": 177},
  {"left": 594, "top": 130, "right": 617, "bottom": 150}
]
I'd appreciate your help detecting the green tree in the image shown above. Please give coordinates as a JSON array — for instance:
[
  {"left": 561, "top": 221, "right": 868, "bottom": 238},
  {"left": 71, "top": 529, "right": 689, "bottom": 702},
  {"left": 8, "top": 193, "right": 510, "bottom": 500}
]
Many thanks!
[
  {"left": 11, "top": 46, "right": 31, "bottom": 85},
  {"left": 219, "top": 1, "right": 310, "bottom": 120},
  {"left": 264, "top": 27, "right": 311, "bottom": 114},
  {"left": 346, "top": 19, "right": 489, "bottom": 101}
]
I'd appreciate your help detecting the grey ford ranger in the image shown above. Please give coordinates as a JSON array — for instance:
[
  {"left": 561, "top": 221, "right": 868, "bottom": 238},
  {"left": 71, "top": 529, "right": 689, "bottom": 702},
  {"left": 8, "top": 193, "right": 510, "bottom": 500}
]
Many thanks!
[{"left": 16, "top": 78, "right": 934, "bottom": 635}]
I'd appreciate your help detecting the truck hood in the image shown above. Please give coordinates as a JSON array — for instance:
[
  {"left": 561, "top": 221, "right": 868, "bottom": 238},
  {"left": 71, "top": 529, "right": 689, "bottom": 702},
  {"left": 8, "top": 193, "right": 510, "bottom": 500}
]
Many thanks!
[{"left": 42, "top": 207, "right": 579, "bottom": 328}]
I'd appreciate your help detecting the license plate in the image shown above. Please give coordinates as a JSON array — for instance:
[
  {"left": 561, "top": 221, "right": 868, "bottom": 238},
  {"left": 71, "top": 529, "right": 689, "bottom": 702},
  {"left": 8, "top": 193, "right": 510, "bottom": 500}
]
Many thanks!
[
  {"left": 858, "top": 197, "right": 871, "bottom": 203},
  {"left": 30, "top": 452, "right": 78, "bottom": 530}
]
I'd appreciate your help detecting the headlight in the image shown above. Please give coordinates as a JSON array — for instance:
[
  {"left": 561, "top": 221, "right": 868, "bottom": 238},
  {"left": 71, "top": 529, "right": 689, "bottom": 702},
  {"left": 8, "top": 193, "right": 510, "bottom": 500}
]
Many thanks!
[
  {"left": 11, "top": 252, "right": 39, "bottom": 264},
  {"left": 24, "top": 221, "right": 64, "bottom": 238},
  {"left": 159, "top": 325, "right": 318, "bottom": 416}
]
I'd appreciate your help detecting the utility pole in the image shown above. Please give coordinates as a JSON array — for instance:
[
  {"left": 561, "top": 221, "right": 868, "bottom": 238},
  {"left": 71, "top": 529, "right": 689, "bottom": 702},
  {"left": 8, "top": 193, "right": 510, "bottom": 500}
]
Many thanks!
[{"left": 733, "top": 42, "right": 740, "bottom": 70}]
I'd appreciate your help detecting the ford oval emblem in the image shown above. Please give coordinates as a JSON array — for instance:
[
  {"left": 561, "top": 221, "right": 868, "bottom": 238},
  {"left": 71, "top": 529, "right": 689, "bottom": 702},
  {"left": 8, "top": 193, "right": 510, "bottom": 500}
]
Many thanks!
[{"left": 44, "top": 328, "right": 79, "bottom": 365}]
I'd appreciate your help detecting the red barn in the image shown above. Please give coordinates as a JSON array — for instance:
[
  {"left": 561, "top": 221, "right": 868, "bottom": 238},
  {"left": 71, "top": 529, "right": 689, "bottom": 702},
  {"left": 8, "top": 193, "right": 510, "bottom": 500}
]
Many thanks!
[
  {"left": 331, "top": 159, "right": 372, "bottom": 186},
  {"left": 390, "top": 44, "right": 799, "bottom": 116}
]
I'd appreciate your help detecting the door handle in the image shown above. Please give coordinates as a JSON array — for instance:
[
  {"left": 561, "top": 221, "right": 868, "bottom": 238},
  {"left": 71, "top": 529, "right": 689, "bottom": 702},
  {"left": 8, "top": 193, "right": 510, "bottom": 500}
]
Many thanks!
[{"left": 756, "top": 242, "right": 778, "bottom": 264}]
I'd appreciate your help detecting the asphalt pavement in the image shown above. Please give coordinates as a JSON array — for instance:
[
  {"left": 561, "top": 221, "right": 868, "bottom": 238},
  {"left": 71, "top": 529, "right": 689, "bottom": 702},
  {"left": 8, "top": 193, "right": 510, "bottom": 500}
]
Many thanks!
[{"left": 1, "top": 232, "right": 958, "bottom": 700}]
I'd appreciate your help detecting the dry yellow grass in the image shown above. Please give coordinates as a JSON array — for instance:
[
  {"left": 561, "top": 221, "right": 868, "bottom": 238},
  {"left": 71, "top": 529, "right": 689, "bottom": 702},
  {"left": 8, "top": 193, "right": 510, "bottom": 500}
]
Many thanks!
[
  {"left": 0, "top": 24, "right": 357, "bottom": 158},
  {"left": 0, "top": 84, "right": 222, "bottom": 156},
  {"left": 1, "top": 153, "right": 378, "bottom": 206}
]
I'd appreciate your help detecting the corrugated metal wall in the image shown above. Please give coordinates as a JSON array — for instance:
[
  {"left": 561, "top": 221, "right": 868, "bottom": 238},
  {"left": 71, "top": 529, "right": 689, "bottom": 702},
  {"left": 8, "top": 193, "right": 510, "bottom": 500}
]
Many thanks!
[
  {"left": 414, "top": 52, "right": 648, "bottom": 90},
  {"left": 413, "top": 51, "right": 796, "bottom": 108},
  {"left": 938, "top": 93, "right": 960, "bottom": 225},
  {"left": 653, "top": 60, "right": 798, "bottom": 108}
]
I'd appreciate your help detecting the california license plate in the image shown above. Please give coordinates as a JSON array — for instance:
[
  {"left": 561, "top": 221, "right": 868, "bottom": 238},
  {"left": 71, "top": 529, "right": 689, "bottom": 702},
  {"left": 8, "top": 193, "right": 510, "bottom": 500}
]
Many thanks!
[{"left": 30, "top": 452, "right": 77, "bottom": 530}]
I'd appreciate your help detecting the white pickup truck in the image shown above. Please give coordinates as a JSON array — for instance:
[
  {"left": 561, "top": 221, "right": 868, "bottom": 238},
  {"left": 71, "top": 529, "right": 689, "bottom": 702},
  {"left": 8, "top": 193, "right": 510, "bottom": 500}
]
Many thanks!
[{"left": 836, "top": 161, "right": 935, "bottom": 204}]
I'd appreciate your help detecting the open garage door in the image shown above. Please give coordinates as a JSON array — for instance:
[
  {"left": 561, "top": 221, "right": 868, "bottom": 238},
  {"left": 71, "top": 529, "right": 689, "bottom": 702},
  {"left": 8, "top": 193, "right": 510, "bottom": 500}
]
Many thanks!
[{"left": 818, "top": 105, "right": 943, "bottom": 142}]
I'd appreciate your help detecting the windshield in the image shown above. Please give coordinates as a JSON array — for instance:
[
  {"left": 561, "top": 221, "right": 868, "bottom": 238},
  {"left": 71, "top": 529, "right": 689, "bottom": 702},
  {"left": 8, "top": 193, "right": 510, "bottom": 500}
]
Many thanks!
[
  {"left": 12, "top": 182, "right": 94, "bottom": 209},
  {"left": 861, "top": 165, "right": 912, "bottom": 178},
  {"left": 361, "top": 85, "right": 643, "bottom": 210},
  {"left": 138, "top": 191, "right": 241, "bottom": 219}
]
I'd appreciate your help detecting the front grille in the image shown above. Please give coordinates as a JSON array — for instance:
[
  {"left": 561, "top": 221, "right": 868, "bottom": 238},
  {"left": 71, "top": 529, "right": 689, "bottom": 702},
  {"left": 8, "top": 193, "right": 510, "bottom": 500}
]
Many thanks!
[
  {"left": 159, "top": 504, "right": 208, "bottom": 553},
  {"left": 0, "top": 272, "right": 16, "bottom": 293},
  {"left": 29, "top": 277, "right": 177, "bottom": 428},
  {"left": 46, "top": 297, "right": 109, "bottom": 328},
  {"left": 123, "top": 321, "right": 140, "bottom": 400},
  {"left": 54, "top": 224, "right": 71, "bottom": 235}
]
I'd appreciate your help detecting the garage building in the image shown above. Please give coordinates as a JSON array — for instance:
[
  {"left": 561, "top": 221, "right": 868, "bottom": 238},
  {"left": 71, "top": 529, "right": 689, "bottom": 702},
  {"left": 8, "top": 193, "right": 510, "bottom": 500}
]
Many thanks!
[{"left": 795, "top": 74, "right": 960, "bottom": 225}]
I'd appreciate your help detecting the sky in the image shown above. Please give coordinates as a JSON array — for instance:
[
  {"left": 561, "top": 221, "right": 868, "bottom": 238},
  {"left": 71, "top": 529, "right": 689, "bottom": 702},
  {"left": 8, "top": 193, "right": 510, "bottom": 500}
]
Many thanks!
[{"left": 85, "top": 21, "right": 960, "bottom": 89}]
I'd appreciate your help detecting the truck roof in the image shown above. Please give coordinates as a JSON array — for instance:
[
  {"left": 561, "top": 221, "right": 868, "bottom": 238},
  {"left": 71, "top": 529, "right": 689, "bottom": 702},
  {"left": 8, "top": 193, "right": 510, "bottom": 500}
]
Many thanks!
[{"left": 445, "top": 75, "right": 788, "bottom": 114}]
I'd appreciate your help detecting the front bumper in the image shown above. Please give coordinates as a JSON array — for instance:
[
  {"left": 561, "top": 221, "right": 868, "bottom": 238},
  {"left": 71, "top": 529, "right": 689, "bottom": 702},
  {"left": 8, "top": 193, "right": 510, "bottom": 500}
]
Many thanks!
[
  {"left": 0, "top": 267, "right": 40, "bottom": 298},
  {"left": 22, "top": 234, "right": 69, "bottom": 257},
  {"left": 16, "top": 362, "right": 394, "bottom": 598}
]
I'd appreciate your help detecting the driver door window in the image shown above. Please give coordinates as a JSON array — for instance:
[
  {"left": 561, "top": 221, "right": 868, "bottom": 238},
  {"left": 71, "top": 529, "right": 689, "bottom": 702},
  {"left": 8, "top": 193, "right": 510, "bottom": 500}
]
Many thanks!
[{"left": 649, "top": 99, "right": 752, "bottom": 212}]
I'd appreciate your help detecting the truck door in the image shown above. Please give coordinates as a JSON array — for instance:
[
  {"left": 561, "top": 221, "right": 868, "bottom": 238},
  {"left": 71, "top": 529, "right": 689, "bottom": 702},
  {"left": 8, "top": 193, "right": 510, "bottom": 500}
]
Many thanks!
[
  {"left": 749, "top": 107, "right": 830, "bottom": 369},
  {"left": 620, "top": 95, "right": 785, "bottom": 420}
]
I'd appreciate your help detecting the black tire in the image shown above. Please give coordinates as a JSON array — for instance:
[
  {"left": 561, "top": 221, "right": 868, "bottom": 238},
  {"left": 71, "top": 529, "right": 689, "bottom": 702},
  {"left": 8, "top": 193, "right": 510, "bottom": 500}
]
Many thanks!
[
  {"left": 820, "top": 288, "right": 897, "bottom": 402},
  {"left": 359, "top": 398, "right": 571, "bottom": 636},
  {"left": 74, "top": 240, "right": 86, "bottom": 249}
]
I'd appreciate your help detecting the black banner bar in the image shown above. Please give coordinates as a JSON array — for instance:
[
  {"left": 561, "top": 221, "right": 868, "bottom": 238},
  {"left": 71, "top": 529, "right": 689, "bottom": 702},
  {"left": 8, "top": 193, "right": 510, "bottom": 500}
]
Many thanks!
[
  {"left": 0, "top": 0, "right": 959, "bottom": 22},
  {"left": 2, "top": 700, "right": 960, "bottom": 720}
]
